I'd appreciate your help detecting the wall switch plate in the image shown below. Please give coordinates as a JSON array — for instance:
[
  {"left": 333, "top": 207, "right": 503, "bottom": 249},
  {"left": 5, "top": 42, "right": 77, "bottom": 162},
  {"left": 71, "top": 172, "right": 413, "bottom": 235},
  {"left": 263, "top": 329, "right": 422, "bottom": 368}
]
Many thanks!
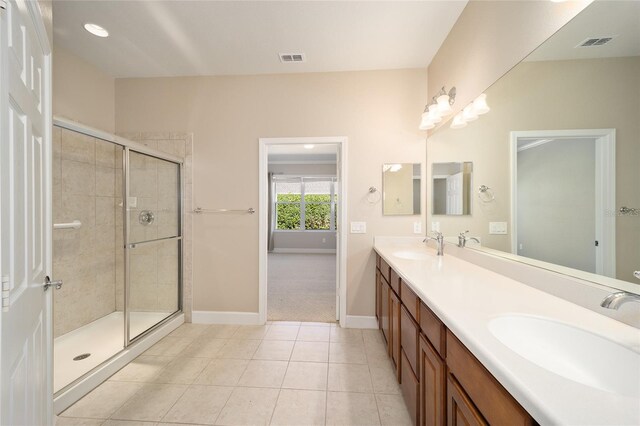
[
  {"left": 489, "top": 222, "right": 508, "bottom": 235},
  {"left": 431, "top": 221, "right": 440, "bottom": 232},
  {"left": 128, "top": 197, "right": 137, "bottom": 208},
  {"left": 413, "top": 221, "right": 422, "bottom": 234},
  {"left": 350, "top": 222, "right": 366, "bottom": 234}
]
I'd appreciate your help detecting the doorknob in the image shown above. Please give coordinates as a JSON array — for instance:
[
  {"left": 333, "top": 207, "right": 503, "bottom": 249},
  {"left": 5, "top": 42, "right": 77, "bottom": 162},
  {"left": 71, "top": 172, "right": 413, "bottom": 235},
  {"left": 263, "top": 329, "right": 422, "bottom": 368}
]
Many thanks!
[
  {"left": 634, "top": 271, "right": 640, "bottom": 280},
  {"left": 43, "top": 276, "right": 63, "bottom": 291}
]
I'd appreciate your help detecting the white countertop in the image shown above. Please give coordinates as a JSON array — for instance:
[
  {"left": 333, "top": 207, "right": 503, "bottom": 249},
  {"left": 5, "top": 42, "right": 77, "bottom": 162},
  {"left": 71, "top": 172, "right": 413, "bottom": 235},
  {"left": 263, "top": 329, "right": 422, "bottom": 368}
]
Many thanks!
[{"left": 374, "top": 237, "right": 640, "bottom": 426}]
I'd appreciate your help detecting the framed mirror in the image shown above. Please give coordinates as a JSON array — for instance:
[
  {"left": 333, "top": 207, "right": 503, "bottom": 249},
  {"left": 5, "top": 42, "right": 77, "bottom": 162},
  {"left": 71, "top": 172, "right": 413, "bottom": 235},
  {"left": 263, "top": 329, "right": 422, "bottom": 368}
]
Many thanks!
[
  {"left": 426, "top": 1, "right": 640, "bottom": 293},
  {"left": 432, "top": 162, "right": 473, "bottom": 215},
  {"left": 383, "top": 163, "right": 421, "bottom": 215}
]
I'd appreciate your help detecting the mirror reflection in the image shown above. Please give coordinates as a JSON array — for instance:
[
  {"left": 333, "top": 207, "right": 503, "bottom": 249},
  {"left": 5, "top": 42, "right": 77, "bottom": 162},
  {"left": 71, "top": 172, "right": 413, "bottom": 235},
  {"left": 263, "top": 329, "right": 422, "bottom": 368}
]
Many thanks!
[
  {"left": 432, "top": 162, "right": 473, "bottom": 215},
  {"left": 427, "top": 1, "right": 639, "bottom": 289},
  {"left": 383, "top": 163, "right": 421, "bottom": 215}
]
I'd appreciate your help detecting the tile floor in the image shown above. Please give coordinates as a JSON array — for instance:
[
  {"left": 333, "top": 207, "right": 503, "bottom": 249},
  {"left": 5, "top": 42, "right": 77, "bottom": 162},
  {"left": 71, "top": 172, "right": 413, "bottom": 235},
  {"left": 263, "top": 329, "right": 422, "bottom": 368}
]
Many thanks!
[{"left": 58, "top": 322, "right": 412, "bottom": 426}]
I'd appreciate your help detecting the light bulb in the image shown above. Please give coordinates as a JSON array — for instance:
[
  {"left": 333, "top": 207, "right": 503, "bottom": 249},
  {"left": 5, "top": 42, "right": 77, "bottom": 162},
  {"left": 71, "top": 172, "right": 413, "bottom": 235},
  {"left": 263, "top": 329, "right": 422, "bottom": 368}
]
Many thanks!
[
  {"left": 84, "top": 23, "right": 109, "bottom": 38},
  {"left": 419, "top": 116, "right": 435, "bottom": 130},
  {"left": 450, "top": 113, "right": 467, "bottom": 129},
  {"left": 473, "top": 94, "right": 490, "bottom": 115},
  {"left": 462, "top": 104, "right": 478, "bottom": 122},
  {"left": 437, "top": 94, "right": 452, "bottom": 114}
]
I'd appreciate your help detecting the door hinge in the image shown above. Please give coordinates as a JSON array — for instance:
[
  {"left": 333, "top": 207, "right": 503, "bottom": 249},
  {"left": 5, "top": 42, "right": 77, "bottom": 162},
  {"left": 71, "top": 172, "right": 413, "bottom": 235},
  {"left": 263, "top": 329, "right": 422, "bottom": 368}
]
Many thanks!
[
  {"left": 2, "top": 275, "right": 10, "bottom": 312},
  {"left": 595, "top": 240, "right": 599, "bottom": 247},
  {"left": 0, "top": 0, "right": 7, "bottom": 11}
]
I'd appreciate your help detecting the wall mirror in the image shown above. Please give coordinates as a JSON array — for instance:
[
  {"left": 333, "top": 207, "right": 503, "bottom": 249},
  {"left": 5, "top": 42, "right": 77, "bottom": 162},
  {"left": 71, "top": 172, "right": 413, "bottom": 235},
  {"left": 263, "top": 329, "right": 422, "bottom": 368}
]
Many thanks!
[
  {"left": 383, "top": 163, "right": 421, "bottom": 215},
  {"left": 432, "top": 162, "right": 473, "bottom": 215},
  {"left": 426, "top": 1, "right": 640, "bottom": 294}
]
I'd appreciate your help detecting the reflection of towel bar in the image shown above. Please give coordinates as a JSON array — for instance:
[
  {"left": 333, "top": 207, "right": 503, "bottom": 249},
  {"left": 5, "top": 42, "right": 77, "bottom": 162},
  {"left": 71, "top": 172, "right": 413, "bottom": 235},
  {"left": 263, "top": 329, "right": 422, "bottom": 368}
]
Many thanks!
[
  {"left": 54, "top": 220, "right": 82, "bottom": 230},
  {"left": 619, "top": 206, "right": 639, "bottom": 215},
  {"left": 193, "top": 207, "right": 255, "bottom": 214}
]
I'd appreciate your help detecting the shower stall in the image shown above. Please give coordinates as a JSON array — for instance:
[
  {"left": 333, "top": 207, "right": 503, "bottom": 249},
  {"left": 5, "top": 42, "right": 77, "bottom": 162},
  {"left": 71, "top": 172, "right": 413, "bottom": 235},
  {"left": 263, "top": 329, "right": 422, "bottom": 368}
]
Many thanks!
[{"left": 52, "top": 119, "right": 184, "bottom": 409}]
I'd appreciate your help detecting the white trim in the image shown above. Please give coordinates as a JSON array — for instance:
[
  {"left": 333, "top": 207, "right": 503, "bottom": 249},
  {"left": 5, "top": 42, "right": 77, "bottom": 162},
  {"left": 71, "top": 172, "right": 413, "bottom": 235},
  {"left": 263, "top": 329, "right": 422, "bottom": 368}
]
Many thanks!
[
  {"left": 271, "top": 248, "right": 336, "bottom": 254},
  {"left": 510, "top": 129, "right": 616, "bottom": 278},
  {"left": 192, "top": 310, "right": 261, "bottom": 325},
  {"left": 516, "top": 138, "right": 554, "bottom": 152},
  {"left": 269, "top": 160, "right": 337, "bottom": 165},
  {"left": 344, "top": 315, "right": 378, "bottom": 329},
  {"left": 259, "top": 137, "right": 348, "bottom": 327},
  {"left": 53, "top": 314, "right": 184, "bottom": 414}
]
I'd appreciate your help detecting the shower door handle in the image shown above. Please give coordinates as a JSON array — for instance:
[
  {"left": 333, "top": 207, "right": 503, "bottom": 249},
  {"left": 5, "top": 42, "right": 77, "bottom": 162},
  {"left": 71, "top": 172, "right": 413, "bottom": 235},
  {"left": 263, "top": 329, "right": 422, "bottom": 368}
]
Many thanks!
[
  {"left": 43, "top": 276, "right": 63, "bottom": 291},
  {"left": 634, "top": 271, "right": 640, "bottom": 280}
]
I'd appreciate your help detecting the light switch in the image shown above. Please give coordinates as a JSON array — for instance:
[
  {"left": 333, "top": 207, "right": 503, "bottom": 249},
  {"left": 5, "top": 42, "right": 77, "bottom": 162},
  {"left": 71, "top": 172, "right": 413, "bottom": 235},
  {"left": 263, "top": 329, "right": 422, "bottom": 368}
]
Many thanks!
[
  {"left": 431, "top": 221, "right": 440, "bottom": 232},
  {"left": 350, "top": 221, "right": 366, "bottom": 234},
  {"left": 413, "top": 221, "right": 422, "bottom": 234},
  {"left": 128, "top": 197, "right": 138, "bottom": 208},
  {"left": 489, "top": 222, "right": 508, "bottom": 235}
]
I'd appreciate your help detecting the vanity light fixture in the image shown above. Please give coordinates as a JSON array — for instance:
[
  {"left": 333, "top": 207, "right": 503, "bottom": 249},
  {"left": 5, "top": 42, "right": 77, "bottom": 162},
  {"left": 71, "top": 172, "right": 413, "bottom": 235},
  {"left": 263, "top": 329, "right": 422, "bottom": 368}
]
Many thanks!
[
  {"left": 451, "top": 93, "right": 490, "bottom": 129},
  {"left": 472, "top": 94, "right": 491, "bottom": 115},
  {"left": 84, "top": 23, "right": 109, "bottom": 38},
  {"left": 462, "top": 104, "right": 478, "bottom": 122},
  {"left": 418, "top": 86, "right": 456, "bottom": 131},
  {"left": 450, "top": 112, "right": 468, "bottom": 129},
  {"left": 436, "top": 86, "right": 456, "bottom": 114},
  {"left": 303, "top": 144, "right": 315, "bottom": 149}
]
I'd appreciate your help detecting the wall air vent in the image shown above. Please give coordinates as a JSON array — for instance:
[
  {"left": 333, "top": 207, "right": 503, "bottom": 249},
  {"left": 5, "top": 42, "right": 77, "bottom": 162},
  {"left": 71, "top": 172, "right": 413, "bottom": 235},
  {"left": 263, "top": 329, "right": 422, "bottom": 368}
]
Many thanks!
[
  {"left": 576, "top": 36, "right": 617, "bottom": 48},
  {"left": 279, "top": 53, "right": 305, "bottom": 63}
]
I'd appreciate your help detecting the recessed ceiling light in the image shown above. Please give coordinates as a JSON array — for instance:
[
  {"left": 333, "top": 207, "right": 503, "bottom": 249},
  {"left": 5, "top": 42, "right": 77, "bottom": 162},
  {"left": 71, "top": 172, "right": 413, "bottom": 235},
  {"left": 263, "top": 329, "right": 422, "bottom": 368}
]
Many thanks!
[
  {"left": 84, "top": 23, "right": 109, "bottom": 38},
  {"left": 304, "top": 144, "right": 315, "bottom": 149}
]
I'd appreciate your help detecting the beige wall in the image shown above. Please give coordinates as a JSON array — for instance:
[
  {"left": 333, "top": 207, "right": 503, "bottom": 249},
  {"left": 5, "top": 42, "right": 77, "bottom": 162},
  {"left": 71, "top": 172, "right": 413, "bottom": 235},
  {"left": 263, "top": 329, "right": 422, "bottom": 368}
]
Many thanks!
[
  {"left": 427, "top": 0, "right": 590, "bottom": 123},
  {"left": 53, "top": 45, "right": 115, "bottom": 133},
  {"left": 115, "top": 69, "right": 427, "bottom": 317},
  {"left": 383, "top": 166, "right": 414, "bottom": 215},
  {"left": 427, "top": 57, "right": 640, "bottom": 284}
]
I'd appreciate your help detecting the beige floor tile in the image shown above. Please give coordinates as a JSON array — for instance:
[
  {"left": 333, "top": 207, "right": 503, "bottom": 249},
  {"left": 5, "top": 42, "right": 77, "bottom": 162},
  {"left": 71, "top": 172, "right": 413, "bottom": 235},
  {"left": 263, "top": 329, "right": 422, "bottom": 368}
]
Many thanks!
[
  {"left": 330, "top": 327, "right": 363, "bottom": 343},
  {"left": 161, "top": 385, "right": 233, "bottom": 425},
  {"left": 194, "top": 359, "right": 249, "bottom": 386},
  {"left": 216, "top": 339, "right": 261, "bottom": 359},
  {"left": 363, "top": 329, "right": 385, "bottom": 345},
  {"left": 237, "top": 360, "right": 288, "bottom": 388},
  {"left": 282, "top": 361, "right": 328, "bottom": 391},
  {"left": 214, "top": 387, "right": 279, "bottom": 426},
  {"left": 153, "top": 356, "right": 210, "bottom": 384},
  {"left": 270, "top": 389, "right": 326, "bottom": 426},
  {"left": 179, "top": 337, "right": 228, "bottom": 358},
  {"left": 169, "top": 323, "right": 210, "bottom": 339},
  {"left": 252, "top": 339, "right": 295, "bottom": 361},
  {"left": 370, "top": 364, "right": 401, "bottom": 394},
  {"left": 102, "top": 421, "right": 156, "bottom": 426},
  {"left": 109, "top": 355, "right": 173, "bottom": 382},
  {"left": 375, "top": 393, "right": 412, "bottom": 426},
  {"left": 299, "top": 322, "right": 333, "bottom": 327},
  {"left": 326, "top": 391, "right": 380, "bottom": 426},
  {"left": 60, "top": 381, "right": 142, "bottom": 419},
  {"left": 327, "top": 363, "right": 373, "bottom": 393},
  {"left": 111, "top": 383, "right": 188, "bottom": 422},
  {"left": 54, "top": 417, "right": 104, "bottom": 425},
  {"left": 365, "top": 342, "right": 391, "bottom": 367},
  {"left": 203, "top": 324, "right": 240, "bottom": 339},
  {"left": 329, "top": 341, "right": 367, "bottom": 364},
  {"left": 290, "top": 341, "right": 329, "bottom": 363},
  {"left": 296, "top": 326, "right": 331, "bottom": 342},
  {"left": 145, "top": 336, "right": 193, "bottom": 356},
  {"left": 264, "top": 325, "right": 300, "bottom": 340},
  {"left": 231, "top": 325, "right": 270, "bottom": 339},
  {"left": 270, "top": 321, "right": 301, "bottom": 326}
]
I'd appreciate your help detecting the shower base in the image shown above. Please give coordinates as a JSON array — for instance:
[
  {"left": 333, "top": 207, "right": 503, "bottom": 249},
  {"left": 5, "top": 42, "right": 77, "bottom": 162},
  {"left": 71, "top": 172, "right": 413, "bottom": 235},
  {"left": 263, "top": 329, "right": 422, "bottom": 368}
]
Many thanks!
[{"left": 54, "top": 311, "right": 170, "bottom": 393}]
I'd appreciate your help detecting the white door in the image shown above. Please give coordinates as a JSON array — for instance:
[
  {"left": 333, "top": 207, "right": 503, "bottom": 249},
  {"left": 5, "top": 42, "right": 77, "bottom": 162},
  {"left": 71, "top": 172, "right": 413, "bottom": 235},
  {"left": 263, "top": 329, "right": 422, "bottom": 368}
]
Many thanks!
[
  {"left": 334, "top": 150, "right": 341, "bottom": 321},
  {"left": 446, "top": 172, "right": 463, "bottom": 215},
  {"left": 0, "top": 0, "right": 53, "bottom": 424}
]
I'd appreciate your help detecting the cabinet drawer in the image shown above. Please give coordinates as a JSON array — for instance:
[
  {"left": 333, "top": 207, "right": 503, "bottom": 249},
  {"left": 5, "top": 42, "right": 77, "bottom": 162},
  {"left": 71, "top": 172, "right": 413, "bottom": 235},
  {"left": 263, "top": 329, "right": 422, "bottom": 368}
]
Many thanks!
[
  {"left": 420, "top": 302, "right": 446, "bottom": 358},
  {"left": 447, "top": 375, "right": 487, "bottom": 426},
  {"left": 401, "top": 280, "right": 420, "bottom": 322},
  {"left": 446, "top": 330, "right": 534, "bottom": 426},
  {"left": 390, "top": 267, "right": 401, "bottom": 295},
  {"left": 379, "top": 257, "right": 391, "bottom": 284},
  {"left": 376, "top": 253, "right": 381, "bottom": 269},
  {"left": 401, "top": 305, "right": 419, "bottom": 376},
  {"left": 419, "top": 334, "right": 445, "bottom": 426},
  {"left": 401, "top": 349, "right": 420, "bottom": 426}
]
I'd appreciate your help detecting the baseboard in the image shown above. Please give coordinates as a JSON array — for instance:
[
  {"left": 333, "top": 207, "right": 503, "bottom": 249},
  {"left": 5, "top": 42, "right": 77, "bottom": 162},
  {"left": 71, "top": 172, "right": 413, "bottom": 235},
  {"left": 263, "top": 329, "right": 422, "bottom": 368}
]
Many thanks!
[
  {"left": 344, "top": 315, "right": 378, "bottom": 329},
  {"left": 271, "top": 248, "right": 337, "bottom": 254},
  {"left": 192, "top": 310, "right": 262, "bottom": 325}
]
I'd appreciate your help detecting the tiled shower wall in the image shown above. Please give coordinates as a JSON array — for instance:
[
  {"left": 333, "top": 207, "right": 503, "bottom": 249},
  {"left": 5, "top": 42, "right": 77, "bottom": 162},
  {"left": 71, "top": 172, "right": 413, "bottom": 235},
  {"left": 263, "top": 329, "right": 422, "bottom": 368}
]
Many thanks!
[{"left": 53, "top": 126, "right": 121, "bottom": 337}]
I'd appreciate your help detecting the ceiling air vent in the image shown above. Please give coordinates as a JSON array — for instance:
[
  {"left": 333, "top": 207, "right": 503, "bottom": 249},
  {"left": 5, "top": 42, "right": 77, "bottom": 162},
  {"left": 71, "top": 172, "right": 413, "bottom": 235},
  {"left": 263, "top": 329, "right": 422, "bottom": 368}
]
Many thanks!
[
  {"left": 279, "top": 53, "right": 305, "bottom": 63},
  {"left": 576, "top": 36, "right": 617, "bottom": 48}
]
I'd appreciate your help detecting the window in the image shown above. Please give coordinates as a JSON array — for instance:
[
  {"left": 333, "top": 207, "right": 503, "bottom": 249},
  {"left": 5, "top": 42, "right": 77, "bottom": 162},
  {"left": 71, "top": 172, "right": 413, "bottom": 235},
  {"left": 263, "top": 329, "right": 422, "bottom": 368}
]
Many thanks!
[{"left": 275, "top": 177, "right": 337, "bottom": 231}]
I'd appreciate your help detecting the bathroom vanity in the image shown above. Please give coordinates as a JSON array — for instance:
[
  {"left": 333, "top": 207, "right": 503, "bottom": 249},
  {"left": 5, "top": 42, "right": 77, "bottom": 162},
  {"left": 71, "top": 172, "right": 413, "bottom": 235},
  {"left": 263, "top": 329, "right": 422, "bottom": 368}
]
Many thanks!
[{"left": 373, "top": 237, "right": 639, "bottom": 426}]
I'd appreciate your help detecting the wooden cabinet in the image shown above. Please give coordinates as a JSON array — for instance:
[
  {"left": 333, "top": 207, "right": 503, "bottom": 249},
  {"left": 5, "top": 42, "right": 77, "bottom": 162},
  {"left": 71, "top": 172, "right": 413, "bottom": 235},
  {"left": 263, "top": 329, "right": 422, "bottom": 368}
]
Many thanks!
[
  {"left": 419, "top": 334, "right": 446, "bottom": 426},
  {"left": 447, "top": 375, "right": 487, "bottom": 426},
  {"left": 380, "top": 278, "right": 390, "bottom": 347},
  {"left": 401, "top": 349, "right": 420, "bottom": 425},
  {"left": 376, "top": 269, "right": 382, "bottom": 321},
  {"left": 390, "top": 289, "right": 401, "bottom": 376},
  {"left": 401, "top": 305, "right": 419, "bottom": 374},
  {"left": 420, "top": 302, "right": 446, "bottom": 358}
]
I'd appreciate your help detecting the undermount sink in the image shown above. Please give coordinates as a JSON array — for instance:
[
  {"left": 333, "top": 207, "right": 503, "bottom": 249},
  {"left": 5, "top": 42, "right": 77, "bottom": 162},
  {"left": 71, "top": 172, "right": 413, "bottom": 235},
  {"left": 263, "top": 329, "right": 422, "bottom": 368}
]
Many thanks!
[
  {"left": 393, "top": 250, "right": 430, "bottom": 260},
  {"left": 489, "top": 315, "right": 640, "bottom": 397}
]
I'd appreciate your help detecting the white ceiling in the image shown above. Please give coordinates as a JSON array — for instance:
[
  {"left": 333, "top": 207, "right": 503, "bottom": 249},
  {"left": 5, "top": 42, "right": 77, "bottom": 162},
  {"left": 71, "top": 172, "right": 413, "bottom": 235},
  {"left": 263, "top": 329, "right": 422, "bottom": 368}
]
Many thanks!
[
  {"left": 526, "top": 0, "right": 640, "bottom": 62},
  {"left": 53, "top": 1, "right": 467, "bottom": 78},
  {"left": 268, "top": 143, "right": 337, "bottom": 163}
]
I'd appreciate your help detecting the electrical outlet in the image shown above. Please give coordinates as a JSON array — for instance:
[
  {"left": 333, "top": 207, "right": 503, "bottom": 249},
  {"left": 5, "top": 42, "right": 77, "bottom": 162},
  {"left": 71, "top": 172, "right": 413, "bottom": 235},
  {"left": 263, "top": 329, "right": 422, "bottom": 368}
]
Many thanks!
[
  {"left": 431, "top": 221, "right": 440, "bottom": 232},
  {"left": 413, "top": 221, "right": 422, "bottom": 234},
  {"left": 350, "top": 222, "right": 366, "bottom": 234}
]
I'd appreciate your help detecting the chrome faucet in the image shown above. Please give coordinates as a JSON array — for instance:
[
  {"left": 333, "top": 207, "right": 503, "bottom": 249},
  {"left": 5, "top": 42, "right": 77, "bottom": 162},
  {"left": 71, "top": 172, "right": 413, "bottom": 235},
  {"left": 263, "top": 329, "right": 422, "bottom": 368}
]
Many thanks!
[
  {"left": 423, "top": 231, "right": 445, "bottom": 256},
  {"left": 600, "top": 291, "right": 640, "bottom": 309},
  {"left": 458, "top": 230, "right": 480, "bottom": 248}
]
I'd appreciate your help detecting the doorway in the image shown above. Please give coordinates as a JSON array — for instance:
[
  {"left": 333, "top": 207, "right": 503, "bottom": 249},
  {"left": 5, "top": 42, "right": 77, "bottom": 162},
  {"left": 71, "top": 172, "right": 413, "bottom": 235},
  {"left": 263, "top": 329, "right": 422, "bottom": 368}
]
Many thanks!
[
  {"left": 510, "top": 129, "right": 616, "bottom": 277},
  {"left": 259, "top": 137, "right": 347, "bottom": 326}
]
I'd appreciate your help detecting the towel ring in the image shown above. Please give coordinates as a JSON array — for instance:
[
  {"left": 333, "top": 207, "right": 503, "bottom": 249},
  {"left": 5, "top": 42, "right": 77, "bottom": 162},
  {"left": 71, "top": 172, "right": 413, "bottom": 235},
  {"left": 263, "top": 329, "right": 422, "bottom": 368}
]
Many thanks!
[{"left": 478, "top": 185, "right": 495, "bottom": 202}]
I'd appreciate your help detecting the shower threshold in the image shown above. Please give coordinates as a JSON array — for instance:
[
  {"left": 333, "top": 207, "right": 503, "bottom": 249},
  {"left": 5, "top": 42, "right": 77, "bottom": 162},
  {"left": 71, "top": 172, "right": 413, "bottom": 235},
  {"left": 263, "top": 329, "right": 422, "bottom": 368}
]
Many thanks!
[{"left": 54, "top": 311, "right": 170, "bottom": 393}]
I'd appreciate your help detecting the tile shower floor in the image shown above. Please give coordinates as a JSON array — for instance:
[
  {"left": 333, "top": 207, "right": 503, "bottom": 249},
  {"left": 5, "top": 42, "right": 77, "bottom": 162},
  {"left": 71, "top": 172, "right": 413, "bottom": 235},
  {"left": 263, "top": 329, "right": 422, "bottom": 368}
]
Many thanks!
[{"left": 57, "top": 322, "right": 412, "bottom": 426}]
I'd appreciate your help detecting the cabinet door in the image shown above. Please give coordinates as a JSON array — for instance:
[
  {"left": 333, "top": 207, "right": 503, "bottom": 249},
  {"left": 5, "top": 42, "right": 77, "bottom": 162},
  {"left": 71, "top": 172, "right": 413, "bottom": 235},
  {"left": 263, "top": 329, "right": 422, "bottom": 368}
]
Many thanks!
[
  {"left": 419, "top": 335, "right": 445, "bottom": 426},
  {"left": 376, "top": 269, "right": 382, "bottom": 323},
  {"left": 401, "top": 305, "right": 419, "bottom": 375},
  {"left": 381, "top": 279, "right": 390, "bottom": 348},
  {"left": 390, "top": 290, "right": 401, "bottom": 377},
  {"left": 401, "top": 349, "right": 420, "bottom": 425},
  {"left": 447, "top": 375, "right": 487, "bottom": 426}
]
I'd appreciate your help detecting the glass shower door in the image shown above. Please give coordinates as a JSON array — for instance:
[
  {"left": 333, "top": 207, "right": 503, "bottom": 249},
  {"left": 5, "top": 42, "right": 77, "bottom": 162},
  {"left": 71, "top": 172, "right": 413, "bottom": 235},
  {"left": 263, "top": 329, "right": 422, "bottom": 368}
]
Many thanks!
[{"left": 125, "top": 149, "right": 181, "bottom": 342}]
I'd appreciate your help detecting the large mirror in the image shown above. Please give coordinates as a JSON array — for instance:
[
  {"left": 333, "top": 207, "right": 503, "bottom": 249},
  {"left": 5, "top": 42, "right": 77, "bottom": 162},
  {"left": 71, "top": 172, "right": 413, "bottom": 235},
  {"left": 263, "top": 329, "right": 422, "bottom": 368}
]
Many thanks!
[
  {"left": 383, "top": 163, "right": 421, "bottom": 215},
  {"left": 432, "top": 162, "right": 473, "bottom": 215},
  {"left": 426, "top": 1, "right": 639, "bottom": 293}
]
